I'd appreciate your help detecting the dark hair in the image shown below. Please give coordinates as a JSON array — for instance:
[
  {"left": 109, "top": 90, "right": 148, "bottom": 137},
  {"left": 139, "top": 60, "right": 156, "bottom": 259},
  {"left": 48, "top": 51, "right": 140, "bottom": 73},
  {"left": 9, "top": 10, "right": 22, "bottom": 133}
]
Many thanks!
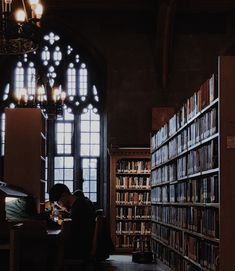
[
  {"left": 73, "top": 189, "right": 85, "bottom": 198},
  {"left": 49, "top": 183, "right": 71, "bottom": 202}
]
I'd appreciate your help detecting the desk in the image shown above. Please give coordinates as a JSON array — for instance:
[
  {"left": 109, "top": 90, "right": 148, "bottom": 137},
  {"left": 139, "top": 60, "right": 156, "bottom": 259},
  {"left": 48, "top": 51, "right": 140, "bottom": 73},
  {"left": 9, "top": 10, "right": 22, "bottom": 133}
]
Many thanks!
[
  {"left": 9, "top": 222, "right": 63, "bottom": 271},
  {"left": 47, "top": 229, "right": 61, "bottom": 236},
  {"left": 46, "top": 229, "right": 63, "bottom": 271}
]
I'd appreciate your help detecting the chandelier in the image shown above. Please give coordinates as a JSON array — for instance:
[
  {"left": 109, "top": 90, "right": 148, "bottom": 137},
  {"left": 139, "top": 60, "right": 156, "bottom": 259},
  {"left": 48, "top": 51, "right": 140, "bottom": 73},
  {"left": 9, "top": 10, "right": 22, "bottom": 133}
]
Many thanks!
[
  {"left": 0, "top": 0, "right": 43, "bottom": 55},
  {"left": 14, "top": 78, "right": 67, "bottom": 117}
]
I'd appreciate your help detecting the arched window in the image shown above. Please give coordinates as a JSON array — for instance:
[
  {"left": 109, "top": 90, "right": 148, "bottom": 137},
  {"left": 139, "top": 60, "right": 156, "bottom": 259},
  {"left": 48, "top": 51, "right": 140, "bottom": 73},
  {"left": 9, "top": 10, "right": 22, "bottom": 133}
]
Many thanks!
[{"left": 0, "top": 32, "right": 103, "bottom": 204}]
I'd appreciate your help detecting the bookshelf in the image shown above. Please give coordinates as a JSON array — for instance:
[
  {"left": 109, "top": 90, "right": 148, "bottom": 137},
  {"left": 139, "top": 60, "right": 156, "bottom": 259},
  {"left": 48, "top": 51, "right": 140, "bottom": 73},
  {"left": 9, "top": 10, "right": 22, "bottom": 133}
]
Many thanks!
[
  {"left": 151, "top": 56, "right": 235, "bottom": 271},
  {"left": 4, "top": 108, "right": 47, "bottom": 213},
  {"left": 109, "top": 147, "right": 151, "bottom": 253}
]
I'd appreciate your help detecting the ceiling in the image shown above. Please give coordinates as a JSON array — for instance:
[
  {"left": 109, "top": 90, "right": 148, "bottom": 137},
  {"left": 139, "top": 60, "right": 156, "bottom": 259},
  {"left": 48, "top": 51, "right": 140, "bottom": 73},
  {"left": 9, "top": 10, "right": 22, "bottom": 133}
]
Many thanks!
[{"left": 44, "top": 0, "right": 235, "bottom": 13}]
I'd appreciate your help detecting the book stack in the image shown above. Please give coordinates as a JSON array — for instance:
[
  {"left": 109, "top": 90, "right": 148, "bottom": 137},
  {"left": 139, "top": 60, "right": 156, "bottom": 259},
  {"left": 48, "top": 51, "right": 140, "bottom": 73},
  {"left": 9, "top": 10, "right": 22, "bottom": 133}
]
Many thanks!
[{"left": 151, "top": 73, "right": 220, "bottom": 271}]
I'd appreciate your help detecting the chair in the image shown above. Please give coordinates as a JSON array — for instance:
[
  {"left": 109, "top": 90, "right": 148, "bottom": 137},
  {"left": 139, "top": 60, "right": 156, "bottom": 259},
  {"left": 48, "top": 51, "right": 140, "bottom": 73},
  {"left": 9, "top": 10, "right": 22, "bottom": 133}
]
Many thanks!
[{"left": 62, "top": 212, "right": 108, "bottom": 271}]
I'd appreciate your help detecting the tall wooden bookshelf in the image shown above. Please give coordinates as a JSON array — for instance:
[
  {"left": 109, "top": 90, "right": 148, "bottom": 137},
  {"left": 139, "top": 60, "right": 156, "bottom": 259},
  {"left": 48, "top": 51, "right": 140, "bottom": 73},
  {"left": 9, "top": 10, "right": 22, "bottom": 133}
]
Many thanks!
[
  {"left": 109, "top": 147, "right": 151, "bottom": 253},
  {"left": 150, "top": 56, "right": 235, "bottom": 271},
  {"left": 4, "top": 108, "right": 47, "bottom": 213}
]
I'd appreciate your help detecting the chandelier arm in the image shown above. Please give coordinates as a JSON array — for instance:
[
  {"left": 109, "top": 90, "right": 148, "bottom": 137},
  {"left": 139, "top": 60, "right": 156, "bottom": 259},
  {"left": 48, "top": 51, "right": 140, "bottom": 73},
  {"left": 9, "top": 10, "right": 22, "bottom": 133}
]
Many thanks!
[{"left": 21, "top": 0, "right": 28, "bottom": 21}]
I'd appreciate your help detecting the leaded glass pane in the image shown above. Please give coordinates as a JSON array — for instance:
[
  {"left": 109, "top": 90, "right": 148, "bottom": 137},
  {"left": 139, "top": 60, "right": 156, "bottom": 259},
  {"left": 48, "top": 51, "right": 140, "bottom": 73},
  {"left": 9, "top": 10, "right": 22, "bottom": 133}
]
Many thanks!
[
  {"left": 55, "top": 169, "right": 63, "bottom": 180},
  {"left": 82, "top": 158, "right": 89, "bottom": 168},
  {"left": 90, "top": 145, "right": 99, "bottom": 156},
  {"left": 64, "top": 109, "right": 74, "bottom": 120},
  {"left": 64, "top": 123, "right": 72, "bottom": 132},
  {"left": 64, "top": 157, "right": 74, "bottom": 168},
  {"left": 64, "top": 133, "right": 72, "bottom": 144},
  {"left": 64, "top": 169, "right": 73, "bottom": 180},
  {"left": 83, "top": 169, "right": 90, "bottom": 180},
  {"left": 54, "top": 157, "right": 64, "bottom": 168},
  {"left": 80, "top": 145, "right": 90, "bottom": 156},
  {"left": 90, "top": 159, "right": 97, "bottom": 168},
  {"left": 81, "top": 133, "right": 90, "bottom": 144},
  {"left": 81, "top": 110, "right": 89, "bottom": 120},
  {"left": 83, "top": 181, "right": 89, "bottom": 192},
  {"left": 64, "top": 145, "right": 72, "bottom": 154},
  {"left": 90, "top": 193, "right": 97, "bottom": 202},
  {"left": 57, "top": 133, "right": 64, "bottom": 144},
  {"left": 81, "top": 121, "right": 90, "bottom": 132},
  {"left": 91, "top": 121, "right": 100, "bottom": 132},
  {"left": 79, "top": 64, "right": 88, "bottom": 96},
  {"left": 91, "top": 111, "right": 100, "bottom": 121},
  {"left": 1, "top": 113, "right": 5, "bottom": 156},
  {"left": 90, "top": 182, "right": 97, "bottom": 192},
  {"left": 90, "top": 133, "right": 99, "bottom": 144},
  {"left": 57, "top": 123, "right": 64, "bottom": 132},
  {"left": 57, "top": 145, "right": 64, "bottom": 154},
  {"left": 90, "top": 169, "right": 97, "bottom": 180}
]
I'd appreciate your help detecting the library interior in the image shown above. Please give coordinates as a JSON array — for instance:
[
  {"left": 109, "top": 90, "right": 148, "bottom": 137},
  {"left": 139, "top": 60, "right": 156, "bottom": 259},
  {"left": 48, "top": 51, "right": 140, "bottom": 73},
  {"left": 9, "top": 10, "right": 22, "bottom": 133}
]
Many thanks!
[{"left": 0, "top": 0, "right": 235, "bottom": 271}]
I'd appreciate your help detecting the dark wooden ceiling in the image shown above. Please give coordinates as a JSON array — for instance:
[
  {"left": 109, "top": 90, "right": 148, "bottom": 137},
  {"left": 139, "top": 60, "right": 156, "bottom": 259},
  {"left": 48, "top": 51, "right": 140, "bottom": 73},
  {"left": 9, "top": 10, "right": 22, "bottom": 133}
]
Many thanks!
[{"left": 45, "top": 0, "right": 235, "bottom": 13}]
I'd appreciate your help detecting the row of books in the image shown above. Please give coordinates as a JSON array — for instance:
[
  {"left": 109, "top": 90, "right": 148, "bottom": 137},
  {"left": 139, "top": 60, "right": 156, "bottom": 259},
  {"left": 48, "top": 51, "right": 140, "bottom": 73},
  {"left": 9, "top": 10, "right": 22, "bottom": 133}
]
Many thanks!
[
  {"left": 152, "top": 239, "right": 218, "bottom": 271},
  {"left": 152, "top": 205, "right": 219, "bottom": 238},
  {"left": 133, "top": 236, "right": 151, "bottom": 252},
  {"left": 116, "top": 160, "right": 151, "bottom": 173},
  {"left": 170, "top": 107, "right": 217, "bottom": 158},
  {"left": 152, "top": 138, "right": 218, "bottom": 174},
  {"left": 152, "top": 224, "right": 183, "bottom": 253},
  {"left": 185, "top": 234, "right": 219, "bottom": 271},
  {"left": 151, "top": 75, "right": 216, "bottom": 150},
  {"left": 171, "top": 176, "right": 218, "bottom": 203},
  {"left": 115, "top": 235, "right": 151, "bottom": 249},
  {"left": 152, "top": 176, "right": 218, "bottom": 204},
  {"left": 116, "top": 176, "right": 150, "bottom": 189},
  {"left": 116, "top": 191, "right": 150, "bottom": 205},
  {"left": 116, "top": 221, "right": 151, "bottom": 234},
  {"left": 151, "top": 164, "right": 176, "bottom": 185},
  {"left": 152, "top": 241, "right": 202, "bottom": 271},
  {"left": 186, "top": 140, "right": 218, "bottom": 176},
  {"left": 116, "top": 206, "right": 151, "bottom": 219}
]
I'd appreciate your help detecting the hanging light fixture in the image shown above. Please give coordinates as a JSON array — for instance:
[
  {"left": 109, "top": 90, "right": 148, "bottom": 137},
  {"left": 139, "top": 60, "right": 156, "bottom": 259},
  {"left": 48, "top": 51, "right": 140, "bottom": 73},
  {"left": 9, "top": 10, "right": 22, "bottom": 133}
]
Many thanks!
[
  {"left": 14, "top": 77, "right": 67, "bottom": 117},
  {"left": 0, "top": 0, "right": 43, "bottom": 55}
]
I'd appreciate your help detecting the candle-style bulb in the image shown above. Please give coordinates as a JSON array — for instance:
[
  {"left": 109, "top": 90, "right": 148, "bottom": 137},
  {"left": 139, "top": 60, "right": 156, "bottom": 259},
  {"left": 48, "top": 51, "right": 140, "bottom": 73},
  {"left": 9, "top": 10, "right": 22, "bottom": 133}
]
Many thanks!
[
  {"left": 61, "top": 91, "right": 66, "bottom": 105},
  {"left": 15, "top": 9, "right": 26, "bottom": 22},
  {"left": 28, "top": 0, "right": 39, "bottom": 5},
  {"left": 34, "top": 4, "right": 43, "bottom": 19}
]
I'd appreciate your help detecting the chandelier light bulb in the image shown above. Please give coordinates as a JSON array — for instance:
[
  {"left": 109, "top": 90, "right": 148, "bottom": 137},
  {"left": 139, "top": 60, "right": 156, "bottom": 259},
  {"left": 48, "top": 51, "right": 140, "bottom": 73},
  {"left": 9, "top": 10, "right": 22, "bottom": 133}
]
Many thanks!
[
  {"left": 61, "top": 91, "right": 66, "bottom": 105},
  {"left": 14, "top": 90, "right": 21, "bottom": 104},
  {"left": 34, "top": 4, "right": 43, "bottom": 19},
  {"left": 15, "top": 9, "right": 26, "bottom": 22},
  {"left": 28, "top": 0, "right": 39, "bottom": 5},
  {"left": 1, "top": 0, "right": 43, "bottom": 55}
]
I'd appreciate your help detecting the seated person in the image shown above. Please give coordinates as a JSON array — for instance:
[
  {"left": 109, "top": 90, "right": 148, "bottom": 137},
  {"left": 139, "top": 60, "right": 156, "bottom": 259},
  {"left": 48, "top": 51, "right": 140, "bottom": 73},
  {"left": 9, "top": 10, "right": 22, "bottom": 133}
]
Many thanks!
[{"left": 49, "top": 184, "right": 96, "bottom": 261}]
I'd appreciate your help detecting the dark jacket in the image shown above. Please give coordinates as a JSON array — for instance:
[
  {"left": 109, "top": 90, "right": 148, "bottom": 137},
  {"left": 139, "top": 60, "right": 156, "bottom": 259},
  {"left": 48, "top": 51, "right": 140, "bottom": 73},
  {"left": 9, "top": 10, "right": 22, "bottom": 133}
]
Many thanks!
[{"left": 65, "top": 194, "right": 96, "bottom": 260}]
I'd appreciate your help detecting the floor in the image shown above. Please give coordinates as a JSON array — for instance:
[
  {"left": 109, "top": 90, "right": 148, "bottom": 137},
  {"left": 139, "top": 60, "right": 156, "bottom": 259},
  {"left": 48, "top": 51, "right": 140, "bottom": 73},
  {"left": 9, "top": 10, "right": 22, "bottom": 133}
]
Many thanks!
[
  {"left": 90, "top": 255, "right": 171, "bottom": 271},
  {"left": 0, "top": 253, "right": 171, "bottom": 271}
]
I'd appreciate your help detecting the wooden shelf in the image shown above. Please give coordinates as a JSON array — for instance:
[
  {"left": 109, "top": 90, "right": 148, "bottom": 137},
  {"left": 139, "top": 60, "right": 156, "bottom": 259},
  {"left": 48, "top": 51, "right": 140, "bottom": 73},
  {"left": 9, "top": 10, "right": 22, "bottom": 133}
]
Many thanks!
[
  {"left": 4, "top": 108, "right": 47, "bottom": 214},
  {"left": 109, "top": 147, "right": 151, "bottom": 254},
  {"left": 150, "top": 64, "right": 225, "bottom": 270}
]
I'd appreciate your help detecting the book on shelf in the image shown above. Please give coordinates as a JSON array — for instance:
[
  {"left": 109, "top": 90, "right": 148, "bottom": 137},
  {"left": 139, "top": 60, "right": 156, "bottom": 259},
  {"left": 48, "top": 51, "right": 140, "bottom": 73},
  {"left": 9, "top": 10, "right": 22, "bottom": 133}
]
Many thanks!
[
  {"left": 150, "top": 71, "right": 223, "bottom": 271},
  {"left": 109, "top": 148, "right": 151, "bottom": 252}
]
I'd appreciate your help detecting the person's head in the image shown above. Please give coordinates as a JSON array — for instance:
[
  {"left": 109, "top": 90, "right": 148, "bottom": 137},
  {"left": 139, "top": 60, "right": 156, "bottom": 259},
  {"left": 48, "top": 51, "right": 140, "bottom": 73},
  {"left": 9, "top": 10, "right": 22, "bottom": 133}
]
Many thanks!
[
  {"left": 49, "top": 183, "right": 73, "bottom": 210},
  {"left": 73, "top": 189, "right": 85, "bottom": 198}
]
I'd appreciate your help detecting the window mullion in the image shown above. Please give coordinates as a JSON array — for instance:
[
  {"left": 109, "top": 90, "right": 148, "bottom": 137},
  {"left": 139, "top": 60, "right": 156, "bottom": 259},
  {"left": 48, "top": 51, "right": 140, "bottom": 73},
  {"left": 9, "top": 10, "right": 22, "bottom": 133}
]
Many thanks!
[{"left": 74, "top": 112, "right": 82, "bottom": 191}]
